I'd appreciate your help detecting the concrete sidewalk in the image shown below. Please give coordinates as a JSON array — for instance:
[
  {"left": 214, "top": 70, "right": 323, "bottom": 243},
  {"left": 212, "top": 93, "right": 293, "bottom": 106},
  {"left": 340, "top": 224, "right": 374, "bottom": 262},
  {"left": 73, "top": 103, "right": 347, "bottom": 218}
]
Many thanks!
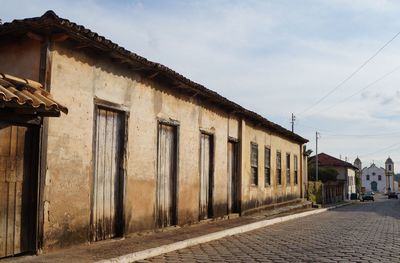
[{"left": 5, "top": 201, "right": 351, "bottom": 263}]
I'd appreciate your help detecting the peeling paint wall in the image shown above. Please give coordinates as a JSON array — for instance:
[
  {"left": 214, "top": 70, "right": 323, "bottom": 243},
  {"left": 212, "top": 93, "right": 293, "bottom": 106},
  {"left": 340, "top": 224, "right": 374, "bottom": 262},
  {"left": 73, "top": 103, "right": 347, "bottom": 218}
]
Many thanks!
[
  {"left": 0, "top": 36, "right": 306, "bottom": 252},
  {"left": 241, "top": 121, "right": 302, "bottom": 212},
  {"left": 44, "top": 42, "right": 244, "bottom": 248}
]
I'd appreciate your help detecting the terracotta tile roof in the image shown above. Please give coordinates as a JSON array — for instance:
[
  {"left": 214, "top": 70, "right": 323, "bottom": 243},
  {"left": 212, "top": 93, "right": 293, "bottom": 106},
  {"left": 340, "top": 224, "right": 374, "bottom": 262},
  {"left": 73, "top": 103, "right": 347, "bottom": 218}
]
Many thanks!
[
  {"left": 309, "top": 153, "right": 358, "bottom": 170},
  {"left": 0, "top": 73, "right": 68, "bottom": 116},
  {"left": 0, "top": 11, "right": 308, "bottom": 144}
]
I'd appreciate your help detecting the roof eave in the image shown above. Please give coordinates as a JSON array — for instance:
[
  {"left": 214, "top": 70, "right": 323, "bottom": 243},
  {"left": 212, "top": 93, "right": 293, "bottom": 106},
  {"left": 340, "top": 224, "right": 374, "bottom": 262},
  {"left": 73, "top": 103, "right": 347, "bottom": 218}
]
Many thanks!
[{"left": 0, "top": 11, "right": 308, "bottom": 144}]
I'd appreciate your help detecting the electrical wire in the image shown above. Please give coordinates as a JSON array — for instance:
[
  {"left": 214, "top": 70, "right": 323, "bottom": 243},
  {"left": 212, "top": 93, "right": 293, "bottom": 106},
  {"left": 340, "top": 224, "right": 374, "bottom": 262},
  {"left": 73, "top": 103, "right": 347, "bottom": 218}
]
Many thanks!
[
  {"left": 298, "top": 30, "right": 400, "bottom": 116},
  {"left": 358, "top": 142, "right": 400, "bottom": 158},
  {"left": 310, "top": 64, "right": 400, "bottom": 115}
]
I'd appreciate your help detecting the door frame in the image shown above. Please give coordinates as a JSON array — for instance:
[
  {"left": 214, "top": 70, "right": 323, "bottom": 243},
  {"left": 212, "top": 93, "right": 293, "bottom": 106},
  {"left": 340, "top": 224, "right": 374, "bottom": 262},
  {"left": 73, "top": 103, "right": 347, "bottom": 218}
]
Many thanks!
[
  {"left": 155, "top": 119, "right": 180, "bottom": 228},
  {"left": 0, "top": 120, "right": 40, "bottom": 257},
  {"left": 90, "top": 98, "right": 129, "bottom": 241},
  {"left": 198, "top": 131, "right": 215, "bottom": 220},
  {"left": 227, "top": 137, "right": 239, "bottom": 214}
]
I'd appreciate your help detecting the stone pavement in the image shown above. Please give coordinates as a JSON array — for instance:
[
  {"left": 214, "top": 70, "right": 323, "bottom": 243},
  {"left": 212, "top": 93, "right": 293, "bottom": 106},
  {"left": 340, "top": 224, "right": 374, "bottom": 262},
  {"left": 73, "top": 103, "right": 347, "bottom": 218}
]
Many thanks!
[
  {"left": 140, "top": 194, "right": 400, "bottom": 263},
  {"left": 4, "top": 200, "right": 312, "bottom": 263}
]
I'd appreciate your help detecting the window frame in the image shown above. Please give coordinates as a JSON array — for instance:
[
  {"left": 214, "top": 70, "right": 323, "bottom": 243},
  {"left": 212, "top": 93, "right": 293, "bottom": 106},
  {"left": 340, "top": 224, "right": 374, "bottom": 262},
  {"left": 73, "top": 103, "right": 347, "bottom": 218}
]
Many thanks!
[
  {"left": 276, "top": 151, "right": 282, "bottom": 185},
  {"left": 264, "top": 147, "right": 271, "bottom": 187},
  {"left": 250, "top": 142, "right": 258, "bottom": 186},
  {"left": 286, "top": 153, "right": 291, "bottom": 185},
  {"left": 294, "top": 155, "right": 298, "bottom": 185}
]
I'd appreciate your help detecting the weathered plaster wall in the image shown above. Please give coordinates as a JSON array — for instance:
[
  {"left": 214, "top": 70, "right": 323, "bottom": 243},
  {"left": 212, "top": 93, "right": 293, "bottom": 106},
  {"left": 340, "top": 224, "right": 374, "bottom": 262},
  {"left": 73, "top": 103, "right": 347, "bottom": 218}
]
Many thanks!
[
  {"left": 44, "top": 42, "right": 242, "bottom": 248},
  {"left": 241, "top": 121, "right": 302, "bottom": 211},
  {"left": 0, "top": 36, "right": 306, "bottom": 251},
  {"left": 0, "top": 37, "right": 41, "bottom": 81},
  {"left": 44, "top": 45, "right": 96, "bottom": 249}
]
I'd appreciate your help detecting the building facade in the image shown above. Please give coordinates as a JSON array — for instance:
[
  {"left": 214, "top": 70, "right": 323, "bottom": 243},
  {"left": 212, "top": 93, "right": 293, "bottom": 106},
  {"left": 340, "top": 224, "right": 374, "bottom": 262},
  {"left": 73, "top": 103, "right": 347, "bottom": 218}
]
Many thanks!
[
  {"left": 361, "top": 158, "right": 398, "bottom": 193},
  {"left": 309, "top": 153, "right": 357, "bottom": 200},
  {"left": 0, "top": 11, "right": 308, "bottom": 257},
  {"left": 361, "top": 164, "right": 385, "bottom": 193}
]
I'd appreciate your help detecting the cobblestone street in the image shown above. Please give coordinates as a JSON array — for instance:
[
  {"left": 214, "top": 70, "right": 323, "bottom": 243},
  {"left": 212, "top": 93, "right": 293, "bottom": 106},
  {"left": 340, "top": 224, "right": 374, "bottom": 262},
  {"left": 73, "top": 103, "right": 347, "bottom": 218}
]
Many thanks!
[{"left": 140, "top": 196, "right": 400, "bottom": 262}]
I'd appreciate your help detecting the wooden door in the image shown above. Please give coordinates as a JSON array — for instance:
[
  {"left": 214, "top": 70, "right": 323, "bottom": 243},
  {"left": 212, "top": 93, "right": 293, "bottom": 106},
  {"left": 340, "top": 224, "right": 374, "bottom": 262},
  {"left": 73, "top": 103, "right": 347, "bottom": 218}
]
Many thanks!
[
  {"left": 227, "top": 141, "right": 239, "bottom": 214},
  {"left": 0, "top": 123, "right": 37, "bottom": 258},
  {"left": 199, "top": 133, "right": 213, "bottom": 220},
  {"left": 156, "top": 124, "right": 177, "bottom": 228},
  {"left": 92, "top": 108, "right": 124, "bottom": 241}
]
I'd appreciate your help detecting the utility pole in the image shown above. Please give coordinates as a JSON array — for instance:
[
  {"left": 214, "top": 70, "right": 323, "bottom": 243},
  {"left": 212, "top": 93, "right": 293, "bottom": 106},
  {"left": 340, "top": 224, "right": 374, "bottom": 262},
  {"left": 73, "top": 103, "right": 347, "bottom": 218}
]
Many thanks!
[
  {"left": 316, "top": 132, "right": 318, "bottom": 181},
  {"left": 291, "top": 113, "right": 296, "bottom": 132}
]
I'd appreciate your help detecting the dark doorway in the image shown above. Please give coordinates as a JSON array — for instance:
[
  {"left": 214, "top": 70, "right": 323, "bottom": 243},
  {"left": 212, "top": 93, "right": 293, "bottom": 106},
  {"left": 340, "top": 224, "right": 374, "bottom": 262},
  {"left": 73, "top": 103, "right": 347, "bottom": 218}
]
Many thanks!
[
  {"left": 227, "top": 140, "right": 239, "bottom": 214},
  {"left": 371, "top": 181, "right": 378, "bottom": 192},
  {"left": 0, "top": 123, "right": 38, "bottom": 258},
  {"left": 199, "top": 133, "right": 214, "bottom": 220},
  {"left": 156, "top": 123, "right": 178, "bottom": 228},
  {"left": 91, "top": 107, "right": 125, "bottom": 241}
]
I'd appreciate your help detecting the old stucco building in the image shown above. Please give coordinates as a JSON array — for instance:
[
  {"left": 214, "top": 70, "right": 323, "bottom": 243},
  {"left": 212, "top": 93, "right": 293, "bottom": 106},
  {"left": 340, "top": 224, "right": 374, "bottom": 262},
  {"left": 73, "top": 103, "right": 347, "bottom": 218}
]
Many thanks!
[
  {"left": 0, "top": 11, "right": 308, "bottom": 257},
  {"left": 309, "top": 153, "right": 357, "bottom": 200}
]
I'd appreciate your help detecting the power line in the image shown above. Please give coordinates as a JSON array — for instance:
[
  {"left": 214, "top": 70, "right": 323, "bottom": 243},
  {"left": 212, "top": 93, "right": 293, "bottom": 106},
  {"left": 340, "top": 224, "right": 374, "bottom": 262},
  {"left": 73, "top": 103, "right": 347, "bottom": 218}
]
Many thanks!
[
  {"left": 358, "top": 142, "right": 400, "bottom": 158},
  {"left": 298, "top": 29, "right": 400, "bottom": 116},
  {"left": 297, "top": 122, "right": 400, "bottom": 138},
  {"left": 313, "top": 64, "right": 400, "bottom": 115},
  {"left": 322, "top": 131, "right": 400, "bottom": 138}
]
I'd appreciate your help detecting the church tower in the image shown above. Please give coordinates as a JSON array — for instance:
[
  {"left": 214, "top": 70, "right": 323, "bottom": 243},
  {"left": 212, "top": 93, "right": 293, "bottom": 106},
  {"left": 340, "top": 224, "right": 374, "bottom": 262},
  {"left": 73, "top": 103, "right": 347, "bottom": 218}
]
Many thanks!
[
  {"left": 385, "top": 157, "right": 394, "bottom": 192},
  {"left": 354, "top": 157, "right": 362, "bottom": 193},
  {"left": 354, "top": 157, "right": 362, "bottom": 171}
]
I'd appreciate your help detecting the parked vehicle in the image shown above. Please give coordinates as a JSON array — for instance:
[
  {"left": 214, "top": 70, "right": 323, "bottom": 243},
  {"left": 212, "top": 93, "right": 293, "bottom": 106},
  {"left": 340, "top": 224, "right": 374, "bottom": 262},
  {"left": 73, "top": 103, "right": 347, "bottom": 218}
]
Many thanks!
[
  {"left": 361, "top": 192, "right": 375, "bottom": 202},
  {"left": 388, "top": 192, "right": 398, "bottom": 199}
]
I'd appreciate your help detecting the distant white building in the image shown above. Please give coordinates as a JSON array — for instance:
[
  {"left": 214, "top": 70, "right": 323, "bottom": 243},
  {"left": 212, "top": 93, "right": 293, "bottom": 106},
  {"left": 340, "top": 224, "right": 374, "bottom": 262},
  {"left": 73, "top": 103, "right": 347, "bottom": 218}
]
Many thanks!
[
  {"left": 360, "top": 157, "right": 398, "bottom": 193},
  {"left": 362, "top": 164, "right": 385, "bottom": 192}
]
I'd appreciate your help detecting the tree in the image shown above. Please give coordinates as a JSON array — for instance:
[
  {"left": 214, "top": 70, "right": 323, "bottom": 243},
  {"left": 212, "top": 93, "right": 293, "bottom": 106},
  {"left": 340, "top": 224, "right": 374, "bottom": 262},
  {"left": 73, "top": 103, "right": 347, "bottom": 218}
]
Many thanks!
[{"left": 308, "top": 164, "right": 338, "bottom": 182}]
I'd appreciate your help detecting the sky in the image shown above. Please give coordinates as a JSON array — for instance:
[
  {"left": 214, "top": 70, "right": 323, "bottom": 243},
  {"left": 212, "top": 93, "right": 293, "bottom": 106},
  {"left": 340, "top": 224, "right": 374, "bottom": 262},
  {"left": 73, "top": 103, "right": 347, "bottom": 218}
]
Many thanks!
[{"left": 2, "top": 0, "right": 400, "bottom": 169}]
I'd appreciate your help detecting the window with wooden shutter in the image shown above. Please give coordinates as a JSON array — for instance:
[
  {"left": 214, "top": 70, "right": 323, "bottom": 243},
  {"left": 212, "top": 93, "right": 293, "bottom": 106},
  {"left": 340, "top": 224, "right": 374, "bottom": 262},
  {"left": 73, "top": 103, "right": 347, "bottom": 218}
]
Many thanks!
[
  {"left": 286, "top": 153, "right": 291, "bottom": 185},
  {"left": 294, "top": 155, "right": 298, "bottom": 185},
  {"left": 264, "top": 147, "right": 271, "bottom": 186},
  {"left": 251, "top": 143, "right": 258, "bottom": 186},
  {"left": 276, "top": 151, "right": 282, "bottom": 185}
]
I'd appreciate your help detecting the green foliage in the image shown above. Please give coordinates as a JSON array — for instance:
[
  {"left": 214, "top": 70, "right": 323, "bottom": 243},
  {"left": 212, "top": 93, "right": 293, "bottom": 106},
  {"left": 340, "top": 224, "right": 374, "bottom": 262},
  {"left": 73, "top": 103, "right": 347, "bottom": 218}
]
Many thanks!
[
  {"left": 355, "top": 174, "right": 361, "bottom": 188},
  {"left": 308, "top": 165, "right": 338, "bottom": 182},
  {"left": 308, "top": 181, "right": 323, "bottom": 204}
]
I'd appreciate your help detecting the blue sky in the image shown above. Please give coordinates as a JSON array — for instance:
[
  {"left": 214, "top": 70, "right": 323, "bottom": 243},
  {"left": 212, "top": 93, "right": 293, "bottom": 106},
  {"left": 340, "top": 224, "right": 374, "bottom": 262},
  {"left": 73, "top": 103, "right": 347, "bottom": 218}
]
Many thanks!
[{"left": 3, "top": 0, "right": 400, "bottom": 168}]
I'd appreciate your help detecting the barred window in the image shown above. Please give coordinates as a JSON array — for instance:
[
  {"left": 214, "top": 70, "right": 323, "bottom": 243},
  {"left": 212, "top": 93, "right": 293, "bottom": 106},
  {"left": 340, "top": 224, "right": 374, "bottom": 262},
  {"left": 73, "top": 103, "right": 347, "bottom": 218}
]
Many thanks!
[
  {"left": 276, "top": 151, "right": 282, "bottom": 185},
  {"left": 378, "top": 175, "right": 382, "bottom": 181},
  {"left": 286, "top": 153, "right": 291, "bottom": 185},
  {"left": 366, "top": 174, "right": 370, "bottom": 180},
  {"left": 251, "top": 143, "right": 258, "bottom": 185},
  {"left": 264, "top": 147, "right": 271, "bottom": 186},
  {"left": 294, "top": 155, "right": 298, "bottom": 185}
]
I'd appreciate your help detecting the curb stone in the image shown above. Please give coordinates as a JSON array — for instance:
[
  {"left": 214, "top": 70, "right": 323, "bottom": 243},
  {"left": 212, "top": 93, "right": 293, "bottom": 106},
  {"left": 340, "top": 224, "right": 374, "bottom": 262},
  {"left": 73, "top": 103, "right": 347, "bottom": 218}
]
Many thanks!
[{"left": 97, "top": 202, "right": 352, "bottom": 263}]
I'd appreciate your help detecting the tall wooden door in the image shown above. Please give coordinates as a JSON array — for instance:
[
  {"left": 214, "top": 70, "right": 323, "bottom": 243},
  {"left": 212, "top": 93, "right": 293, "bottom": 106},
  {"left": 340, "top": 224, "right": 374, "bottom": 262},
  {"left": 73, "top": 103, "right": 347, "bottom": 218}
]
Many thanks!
[
  {"left": 227, "top": 141, "right": 239, "bottom": 214},
  {"left": 156, "top": 124, "right": 178, "bottom": 228},
  {"left": 92, "top": 108, "right": 124, "bottom": 241},
  {"left": 199, "top": 133, "right": 213, "bottom": 220},
  {"left": 0, "top": 123, "right": 37, "bottom": 258}
]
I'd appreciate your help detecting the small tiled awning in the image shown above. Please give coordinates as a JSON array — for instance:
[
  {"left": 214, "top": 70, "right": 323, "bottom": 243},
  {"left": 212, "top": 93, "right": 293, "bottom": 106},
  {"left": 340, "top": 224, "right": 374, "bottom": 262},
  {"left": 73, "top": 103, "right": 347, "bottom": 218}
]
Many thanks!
[{"left": 0, "top": 73, "right": 68, "bottom": 117}]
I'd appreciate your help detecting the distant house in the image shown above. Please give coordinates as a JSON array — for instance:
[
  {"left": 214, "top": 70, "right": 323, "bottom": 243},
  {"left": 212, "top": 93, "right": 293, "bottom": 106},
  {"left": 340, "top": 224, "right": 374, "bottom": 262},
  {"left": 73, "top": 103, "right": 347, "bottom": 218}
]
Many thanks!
[{"left": 309, "top": 153, "right": 357, "bottom": 200}]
